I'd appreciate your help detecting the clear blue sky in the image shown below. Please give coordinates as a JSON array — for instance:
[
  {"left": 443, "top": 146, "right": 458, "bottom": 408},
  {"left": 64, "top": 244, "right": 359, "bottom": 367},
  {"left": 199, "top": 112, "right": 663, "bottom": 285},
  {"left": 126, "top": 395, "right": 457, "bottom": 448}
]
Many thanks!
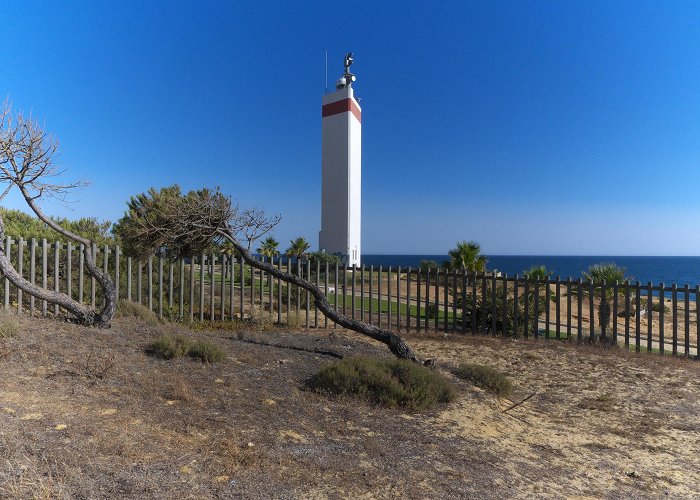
[{"left": 2, "top": 0, "right": 699, "bottom": 255}]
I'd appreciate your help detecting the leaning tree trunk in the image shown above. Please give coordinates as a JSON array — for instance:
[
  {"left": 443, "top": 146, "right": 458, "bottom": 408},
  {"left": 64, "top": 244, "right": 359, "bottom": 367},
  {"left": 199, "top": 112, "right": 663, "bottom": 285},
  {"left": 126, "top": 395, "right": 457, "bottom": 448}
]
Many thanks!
[
  {"left": 0, "top": 215, "right": 97, "bottom": 324},
  {"left": 13, "top": 187, "right": 116, "bottom": 327},
  {"left": 218, "top": 227, "right": 422, "bottom": 364}
]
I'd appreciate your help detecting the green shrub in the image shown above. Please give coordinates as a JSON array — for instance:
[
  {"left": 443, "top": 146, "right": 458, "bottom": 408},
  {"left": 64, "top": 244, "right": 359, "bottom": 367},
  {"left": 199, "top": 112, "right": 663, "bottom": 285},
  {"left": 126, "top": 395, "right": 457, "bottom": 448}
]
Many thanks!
[
  {"left": 453, "top": 363, "right": 512, "bottom": 397},
  {"left": 188, "top": 339, "right": 227, "bottom": 362},
  {"left": 147, "top": 334, "right": 226, "bottom": 362},
  {"left": 147, "top": 334, "right": 192, "bottom": 359},
  {"left": 116, "top": 299, "right": 161, "bottom": 326},
  {"left": 308, "top": 356, "right": 456, "bottom": 411}
]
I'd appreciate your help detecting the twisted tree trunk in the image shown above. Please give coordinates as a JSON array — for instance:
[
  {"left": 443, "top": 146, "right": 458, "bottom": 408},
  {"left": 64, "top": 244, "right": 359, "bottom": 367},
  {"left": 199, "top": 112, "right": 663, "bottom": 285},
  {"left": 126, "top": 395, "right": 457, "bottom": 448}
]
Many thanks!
[
  {"left": 218, "top": 227, "right": 422, "bottom": 363},
  {"left": 7, "top": 187, "right": 116, "bottom": 327}
]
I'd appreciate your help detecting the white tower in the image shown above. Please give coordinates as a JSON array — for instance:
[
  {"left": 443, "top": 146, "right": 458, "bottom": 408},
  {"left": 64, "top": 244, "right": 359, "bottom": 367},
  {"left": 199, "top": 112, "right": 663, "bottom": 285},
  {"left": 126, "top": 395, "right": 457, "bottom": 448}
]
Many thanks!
[{"left": 319, "top": 52, "right": 362, "bottom": 267}]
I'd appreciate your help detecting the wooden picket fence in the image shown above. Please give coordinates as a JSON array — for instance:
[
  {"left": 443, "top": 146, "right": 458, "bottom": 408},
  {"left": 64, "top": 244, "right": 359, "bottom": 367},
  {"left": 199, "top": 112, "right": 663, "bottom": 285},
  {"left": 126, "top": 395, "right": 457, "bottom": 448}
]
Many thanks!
[{"left": 3, "top": 237, "right": 699, "bottom": 358}]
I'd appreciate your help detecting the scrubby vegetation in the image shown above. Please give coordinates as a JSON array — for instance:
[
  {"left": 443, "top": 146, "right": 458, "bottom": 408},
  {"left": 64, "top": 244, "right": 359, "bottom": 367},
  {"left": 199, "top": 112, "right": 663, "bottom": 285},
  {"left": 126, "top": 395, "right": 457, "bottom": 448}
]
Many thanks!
[
  {"left": 308, "top": 356, "right": 456, "bottom": 411},
  {"left": 147, "top": 333, "right": 226, "bottom": 362},
  {"left": 0, "top": 310, "right": 19, "bottom": 338},
  {"left": 453, "top": 362, "right": 512, "bottom": 397},
  {"left": 116, "top": 299, "right": 161, "bottom": 326}
]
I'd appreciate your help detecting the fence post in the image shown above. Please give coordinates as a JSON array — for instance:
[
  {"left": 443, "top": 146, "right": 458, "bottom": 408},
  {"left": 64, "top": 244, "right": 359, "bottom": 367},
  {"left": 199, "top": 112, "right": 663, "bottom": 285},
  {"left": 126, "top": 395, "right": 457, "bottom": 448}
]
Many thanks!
[
  {"left": 91, "top": 243, "right": 97, "bottom": 308},
  {"left": 378, "top": 266, "right": 383, "bottom": 330},
  {"left": 566, "top": 277, "right": 572, "bottom": 339},
  {"left": 210, "top": 254, "right": 216, "bottom": 321},
  {"left": 555, "top": 276, "right": 561, "bottom": 340},
  {"left": 199, "top": 253, "right": 205, "bottom": 321},
  {"left": 533, "top": 277, "right": 540, "bottom": 338},
  {"left": 672, "top": 283, "right": 678, "bottom": 356},
  {"left": 115, "top": 246, "right": 121, "bottom": 301},
  {"left": 305, "top": 259, "right": 311, "bottom": 328},
  {"left": 659, "top": 283, "right": 665, "bottom": 355},
  {"left": 147, "top": 256, "right": 153, "bottom": 312},
  {"left": 42, "top": 238, "right": 48, "bottom": 316},
  {"left": 137, "top": 258, "right": 142, "bottom": 305},
  {"left": 53, "top": 240, "right": 60, "bottom": 316},
  {"left": 159, "top": 256, "right": 164, "bottom": 318},
  {"left": 29, "top": 238, "right": 36, "bottom": 315},
  {"left": 368, "top": 265, "right": 374, "bottom": 326},
  {"left": 126, "top": 256, "right": 132, "bottom": 302},
  {"left": 179, "top": 258, "right": 185, "bottom": 319},
  {"left": 612, "top": 280, "right": 618, "bottom": 344},
  {"left": 360, "top": 264, "right": 365, "bottom": 323},
  {"left": 168, "top": 257, "right": 174, "bottom": 309},
  {"left": 684, "top": 284, "right": 690, "bottom": 356},
  {"left": 351, "top": 264, "right": 356, "bottom": 322},
  {"left": 17, "top": 238, "right": 24, "bottom": 314},
  {"left": 221, "top": 254, "right": 227, "bottom": 322},
  {"left": 406, "top": 267, "right": 412, "bottom": 333},
  {"left": 3, "top": 236, "right": 10, "bottom": 308}
]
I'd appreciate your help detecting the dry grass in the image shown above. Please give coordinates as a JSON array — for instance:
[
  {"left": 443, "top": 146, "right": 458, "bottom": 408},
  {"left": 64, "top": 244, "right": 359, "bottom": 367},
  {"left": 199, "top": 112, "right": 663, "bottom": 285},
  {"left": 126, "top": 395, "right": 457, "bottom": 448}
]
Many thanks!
[{"left": 1, "top": 314, "right": 700, "bottom": 498}]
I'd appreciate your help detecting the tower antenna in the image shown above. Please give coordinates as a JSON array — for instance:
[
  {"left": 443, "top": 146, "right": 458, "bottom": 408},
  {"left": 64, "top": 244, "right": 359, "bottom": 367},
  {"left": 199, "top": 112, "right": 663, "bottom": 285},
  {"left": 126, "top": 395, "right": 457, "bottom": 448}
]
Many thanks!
[{"left": 324, "top": 50, "right": 328, "bottom": 94}]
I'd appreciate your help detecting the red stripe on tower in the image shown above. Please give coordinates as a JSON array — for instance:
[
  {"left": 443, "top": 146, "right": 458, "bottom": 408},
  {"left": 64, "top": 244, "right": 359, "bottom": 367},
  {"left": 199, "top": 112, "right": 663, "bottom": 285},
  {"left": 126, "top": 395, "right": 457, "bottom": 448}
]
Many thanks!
[{"left": 321, "top": 98, "right": 362, "bottom": 123}]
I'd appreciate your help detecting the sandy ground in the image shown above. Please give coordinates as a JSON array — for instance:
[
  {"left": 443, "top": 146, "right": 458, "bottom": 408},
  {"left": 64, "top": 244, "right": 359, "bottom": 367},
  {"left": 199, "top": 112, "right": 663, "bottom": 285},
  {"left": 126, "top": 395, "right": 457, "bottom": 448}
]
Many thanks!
[{"left": 1, "top": 312, "right": 699, "bottom": 498}]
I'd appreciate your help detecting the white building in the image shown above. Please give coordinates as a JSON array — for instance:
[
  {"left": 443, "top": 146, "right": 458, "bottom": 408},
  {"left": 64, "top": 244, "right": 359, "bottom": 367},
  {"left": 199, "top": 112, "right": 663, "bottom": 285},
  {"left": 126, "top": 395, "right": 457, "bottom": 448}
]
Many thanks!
[{"left": 319, "top": 53, "right": 362, "bottom": 267}]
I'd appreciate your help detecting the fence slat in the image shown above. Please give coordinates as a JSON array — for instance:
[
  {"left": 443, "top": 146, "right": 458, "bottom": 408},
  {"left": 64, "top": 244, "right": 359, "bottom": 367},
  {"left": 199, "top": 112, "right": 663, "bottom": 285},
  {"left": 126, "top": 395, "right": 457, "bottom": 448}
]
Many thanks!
[
  {"left": 126, "top": 256, "right": 131, "bottom": 302},
  {"left": 53, "top": 241, "right": 60, "bottom": 316},
  {"left": 168, "top": 258, "right": 174, "bottom": 309},
  {"left": 589, "top": 280, "right": 595, "bottom": 341},
  {"left": 368, "top": 264, "right": 373, "bottom": 327},
  {"left": 179, "top": 258, "right": 185, "bottom": 320},
  {"left": 137, "top": 258, "right": 142, "bottom": 305},
  {"left": 672, "top": 284, "right": 678, "bottom": 356},
  {"left": 555, "top": 277, "right": 561, "bottom": 340},
  {"left": 460, "top": 271, "right": 466, "bottom": 334},
  {"left": 471, "top": 272, "right": 477, "bottom": 335},
  {"left": 533, "top": 277, "right": 540, "bottom": 338},
  {"left": 378, "top": 266, "right": 382, "bottom": 330},
  {"left": 612, "top": 280, "right": 618, "bottom": 344},
  {"left": 396, "top": 266, "right": 401, "bottom": 331},
  {"left": 199, "top": 253, "right": 205, "bottom": 321},
  {"left": 523, "top": 277, "right": 530, "bottom": 338},
  {"left": 684, "top": 284, "right": 690, "bottom": 356},
  {"left": 443, "top": 268, "right": 449, "bottom": 332},
  {"left": 306, "top": 260, "right": 311, "bottom": 328},
  {"left": 277, "top": 258, "right": 283, "bottom": 324},
  {"left": 659, "top": 283, "right": 665, "bottom": 355},
  {"left": 436, "top": 269, "right": 441, "bottom": 332},
  {"left": 147, "top": 256, "right": 153, "bottom": 312},
  {"left": 42, "top": 239, "right": 48, "bottom": 316},
  {"left": 566, "top": 278, "right": 572, "bottom": 339},
  {"left": 624, "top": 281, "right": 630, "bottom": 347},
  {"left": 502, "top": 274, "right": 508, "bottom": 336},
  {"left": 406, "top": 267, "right": 412, "bottom": 333},
  {"left": 387, "top": 266, "right": 391, "bottom": 329},
  {"left": 189, "top": 256, "right": 195, "bottom": 322},
  {"left": 115, "top": 246, "right": 121, "bottom": 301},
  {"left": 4, "top": 237, "right": 10, "bottom": 308},
  {"left": 91, "top": 243, "right": 97, "bottom": 308},
  {"left": 210, "top": 254, "right": 216, "bottom": 321},
  {"left": 322, "top": 261, "right": 328, "bottom": 327},
  {"left": 17, "top": 238, "right": 24, "bottom": 314},
  {"left": 360, "top": 264, "right": 365, "bottom": 324},
  {"left": 159, "top": 256, "right": 164, "bottom": 318},
  {"left": 351, "top": 264, "right": 356, "bottom": 323},
  {"left": 29, "top": 239, "right": 36, "bottom": 315}
]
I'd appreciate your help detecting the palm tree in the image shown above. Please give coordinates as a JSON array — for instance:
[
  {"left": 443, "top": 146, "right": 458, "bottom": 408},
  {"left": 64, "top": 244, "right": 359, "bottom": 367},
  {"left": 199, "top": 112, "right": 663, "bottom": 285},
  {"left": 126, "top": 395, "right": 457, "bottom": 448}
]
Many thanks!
[
  {"left": 285, "top": 237, "right": 310, "bottom": 261},
  {"left": 522, "top": 265, "right": 554, "bottom": 335},
  {"left": 257, "top": 236, "right": 280, "bottom": 259},
  {"left": 448, "top": 241, "right": 488, "bottom": 273},
  {"left": 523, "top": 265, "right": 553, "bottom": 280},
  {"left": 583, "top": 262, "right": 633, "bottom": 336}
]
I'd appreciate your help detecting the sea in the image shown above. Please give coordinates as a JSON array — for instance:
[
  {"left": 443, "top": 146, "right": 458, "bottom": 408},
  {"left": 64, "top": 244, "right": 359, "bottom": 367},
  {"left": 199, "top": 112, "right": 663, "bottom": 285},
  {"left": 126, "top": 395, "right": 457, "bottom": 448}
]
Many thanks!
[{"left": 361, "top": 255, "right": 700, "bottom": 287}]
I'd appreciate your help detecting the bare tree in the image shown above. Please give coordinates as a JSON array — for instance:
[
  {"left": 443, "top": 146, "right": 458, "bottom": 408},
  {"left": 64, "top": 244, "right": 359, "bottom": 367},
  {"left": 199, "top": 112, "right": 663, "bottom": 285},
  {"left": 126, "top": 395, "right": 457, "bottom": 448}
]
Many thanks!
[
  {"left": 233, "top": 206, "right": 281, "bottom": 250},
  {"left": 115, "top": 186, "right": 423, "bottom": 363},
  {"left": 0, "top": 102, "right": 116, "bottom": 326}
]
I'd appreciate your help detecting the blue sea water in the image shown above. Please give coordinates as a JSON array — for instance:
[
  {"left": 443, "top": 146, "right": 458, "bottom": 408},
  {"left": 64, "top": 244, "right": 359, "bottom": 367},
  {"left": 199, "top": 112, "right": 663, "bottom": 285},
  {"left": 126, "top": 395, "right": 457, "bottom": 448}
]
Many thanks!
[{"left": 361, "top": 255, "right": 700, "bottom": 286}]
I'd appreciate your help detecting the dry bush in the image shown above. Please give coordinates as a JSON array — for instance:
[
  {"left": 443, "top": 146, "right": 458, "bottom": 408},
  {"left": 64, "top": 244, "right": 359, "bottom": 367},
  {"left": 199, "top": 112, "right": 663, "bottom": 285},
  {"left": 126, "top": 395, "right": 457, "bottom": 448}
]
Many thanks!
[
  {"left": 188, "top": 339, "right": 226, "bottom": 363},
  {"left": 146, "top": 334, "right": 226, "bottom": 363},
  {"left": 308, "top": 356, "right": 457, "bottom": 411},
  {"left": 116, "top": 299, "right": 161, "bottom": 326},
  {"left": 452, "top": 363, "right": 512, "bottom": 397},
  {"left": 0, "top": 308, "right": 19, "bottom": 338},
  {"left": 147, "top": 334, "right": 192, "bottom": 359},
  {"left": 218, "top": 434, "right": 261, "bottom": 471}
]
